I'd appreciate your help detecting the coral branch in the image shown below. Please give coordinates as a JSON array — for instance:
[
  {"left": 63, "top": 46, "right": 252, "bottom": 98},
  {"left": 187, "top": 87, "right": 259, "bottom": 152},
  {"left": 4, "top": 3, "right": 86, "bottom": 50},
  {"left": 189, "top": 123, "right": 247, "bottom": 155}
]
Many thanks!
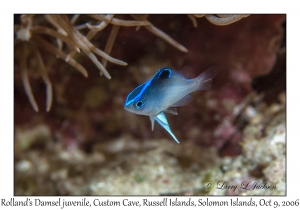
[
  {"left": 135, "top": 15, "right": 149, "bottom": 31},
  {"left": 30, "top": 43, "right": 53, "bottom": 112},
  {"left": 187, "top": 14, "right": 197, "bottom": 28},
  {"left": 205, "top": 15, "right": 250, "bottom": 26},
  {"left": 30, "top": 26, "right": 80, "bottom": 52},
  {"left": 46, "top": 15, "right": 128, "bottom": 79},
  {"left": 32, "top": 35, "right": 88, "bottom": 77},
  {"left": 70, "top": 14, "right": 80, "bottom": 25},
  {"left": 216, "top": 14, "right": 236, "bottom": 18},
  {"left": 89, "top": 15, "right": 150, "bottom": 26},
  {"left": 86, "top": 14, "right": 114, "bottom": 31},
  {"left": 46, "top": 15, "right": 111, "bottom": 78},
  {"left": 19, "top": 43, "right": 39, "bottom": 112},
  {"left": 194, "top": 14, "right": 205, "bottom": 18},
  {"left": 132, "top": 15, "right": 188, "bottom": 53},
  {"left": 21, "top": 14, "right": 34, "bottom": 28},
  {"left": 75, "top": 30, "right": 127, "bottom": 73},
  {"left": 74, "top": 23, "right": 90, "bottom": 30},
  {"left": 102, "top": 25, "right": 120, "bottom": 68},
  {"left": 67, "top": 22, "right": 101, "bottom": 59}
]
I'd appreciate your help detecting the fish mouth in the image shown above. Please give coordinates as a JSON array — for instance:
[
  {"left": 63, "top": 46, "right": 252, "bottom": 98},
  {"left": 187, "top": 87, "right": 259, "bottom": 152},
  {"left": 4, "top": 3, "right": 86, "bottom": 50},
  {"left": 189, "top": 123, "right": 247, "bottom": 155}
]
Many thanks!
[
  {"left": 124, "top": 105, "right": 131, "bottom": 112},
  {"left": 124, "top": 105, "right": 138, "bottom": 114}
]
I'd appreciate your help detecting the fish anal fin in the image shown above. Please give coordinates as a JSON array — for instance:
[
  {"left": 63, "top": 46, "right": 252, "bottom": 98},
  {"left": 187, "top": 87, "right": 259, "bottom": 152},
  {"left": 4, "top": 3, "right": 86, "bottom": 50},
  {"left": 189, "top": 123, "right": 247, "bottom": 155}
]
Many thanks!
[{"left": 179, "top": 66, "right": 194, "bottom": 78}]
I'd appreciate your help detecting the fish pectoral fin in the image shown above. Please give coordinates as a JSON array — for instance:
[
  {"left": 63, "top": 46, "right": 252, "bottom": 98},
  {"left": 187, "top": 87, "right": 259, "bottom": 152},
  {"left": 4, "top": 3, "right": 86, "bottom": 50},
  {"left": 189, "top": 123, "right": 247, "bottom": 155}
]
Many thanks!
[
  {"left": 154, "top": 112, "right": 180, "bottom": 144},
  {"left": 150, "top": 116, "right": 155, "bottom": 131},
  {"left": 171, "top": 95, "right": 194, "bottom": 107}
]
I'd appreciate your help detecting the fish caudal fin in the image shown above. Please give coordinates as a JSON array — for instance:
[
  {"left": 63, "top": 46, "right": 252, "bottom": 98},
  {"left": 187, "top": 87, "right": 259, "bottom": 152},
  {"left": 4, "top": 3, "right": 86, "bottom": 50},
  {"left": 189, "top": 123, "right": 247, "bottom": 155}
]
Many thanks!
[
  {"left": 154, "top": 112, "right": 180, "bottom": 144},
  {"left": 195, "top": 66, "right": 218, "bottom": 91}
]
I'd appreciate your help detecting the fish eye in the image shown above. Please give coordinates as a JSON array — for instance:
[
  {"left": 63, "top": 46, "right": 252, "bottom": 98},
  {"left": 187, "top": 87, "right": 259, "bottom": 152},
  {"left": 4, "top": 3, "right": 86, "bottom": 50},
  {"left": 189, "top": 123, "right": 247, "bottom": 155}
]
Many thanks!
[{"left": 135, "top": 99, "right": 145, "bottom": 109}]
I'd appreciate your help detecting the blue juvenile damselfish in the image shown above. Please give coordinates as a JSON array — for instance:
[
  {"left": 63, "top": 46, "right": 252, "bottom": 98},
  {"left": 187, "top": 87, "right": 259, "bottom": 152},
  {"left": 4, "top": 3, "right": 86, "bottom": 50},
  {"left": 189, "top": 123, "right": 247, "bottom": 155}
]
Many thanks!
[{"left": 124, "top": 67, "right": 218, "bottom": 143}]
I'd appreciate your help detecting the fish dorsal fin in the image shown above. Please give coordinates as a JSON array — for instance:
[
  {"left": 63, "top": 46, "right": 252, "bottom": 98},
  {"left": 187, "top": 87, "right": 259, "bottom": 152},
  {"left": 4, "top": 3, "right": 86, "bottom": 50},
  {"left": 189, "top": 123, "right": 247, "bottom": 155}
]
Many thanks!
[
  {"left": 154, "top": 112, "right": 180, "bottom": 144},
  {"left": 179, "top": 66, "right": 194, "bottom": 79},
  {"left": 154, "top": 67, "right": 173, "bottom": 80},
  {"left": 171, "top": 95, "right": 194, "bottom": 107}
]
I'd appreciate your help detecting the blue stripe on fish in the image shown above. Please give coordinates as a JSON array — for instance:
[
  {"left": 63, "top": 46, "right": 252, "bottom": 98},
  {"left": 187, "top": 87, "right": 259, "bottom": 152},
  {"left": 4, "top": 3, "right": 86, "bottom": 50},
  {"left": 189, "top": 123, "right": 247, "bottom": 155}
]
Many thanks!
[
  {"left": 125, "top": 67, "right": 172, "bottom": 107},
  {"left": 125, "top": 80, "right": 151, "bottom": 106}
]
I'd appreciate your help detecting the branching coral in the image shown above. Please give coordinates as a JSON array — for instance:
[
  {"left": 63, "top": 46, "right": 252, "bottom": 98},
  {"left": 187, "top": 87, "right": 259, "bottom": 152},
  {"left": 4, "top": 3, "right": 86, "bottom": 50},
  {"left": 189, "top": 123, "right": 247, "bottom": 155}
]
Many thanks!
[
  {"left": 44, "top": 15, "right": 128, "bottom": 79},
  {"left": 202, "top": 14, "right": 250, "bottom": 26},
  {"left": 186, "top": 14, "right": 250, "bottom": 27},
  {"left": 14, "top": 15, "right": 145, "bottom": 112},
  {"left": 131, "top": 15, "right": 189, "bottom": 53},
  {"left": 14, "top": 14, "right": 250, "bottom": 112}
]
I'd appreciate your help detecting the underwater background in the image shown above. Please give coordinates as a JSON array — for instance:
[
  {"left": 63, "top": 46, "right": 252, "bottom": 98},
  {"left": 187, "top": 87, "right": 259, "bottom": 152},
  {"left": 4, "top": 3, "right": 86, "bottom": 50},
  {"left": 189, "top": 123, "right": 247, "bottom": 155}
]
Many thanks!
[{"left": 14, "top": 14, "right": 286, "bottom": 195}]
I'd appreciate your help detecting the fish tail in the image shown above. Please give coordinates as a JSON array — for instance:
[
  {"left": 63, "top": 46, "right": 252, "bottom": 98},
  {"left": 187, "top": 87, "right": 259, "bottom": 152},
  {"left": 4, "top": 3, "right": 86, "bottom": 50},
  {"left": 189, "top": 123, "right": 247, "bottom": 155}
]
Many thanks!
[{"left": 195, "top": 66, "right": 218, "bottom": 90}]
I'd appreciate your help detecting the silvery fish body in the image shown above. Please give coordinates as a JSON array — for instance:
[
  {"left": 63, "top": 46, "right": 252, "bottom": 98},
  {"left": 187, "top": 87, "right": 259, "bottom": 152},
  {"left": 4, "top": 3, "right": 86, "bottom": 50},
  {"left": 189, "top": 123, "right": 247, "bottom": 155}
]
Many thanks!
[{"left": 124, "top": 67, "right": 218, "bottom": 143}]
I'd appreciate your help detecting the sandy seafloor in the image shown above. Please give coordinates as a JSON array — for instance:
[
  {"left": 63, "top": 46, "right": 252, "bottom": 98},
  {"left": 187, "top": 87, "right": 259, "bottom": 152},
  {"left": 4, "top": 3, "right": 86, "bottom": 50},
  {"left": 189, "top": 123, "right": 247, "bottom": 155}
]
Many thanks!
[{"left": 14, "top": 94, "right": 286, "bottom": 195}]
